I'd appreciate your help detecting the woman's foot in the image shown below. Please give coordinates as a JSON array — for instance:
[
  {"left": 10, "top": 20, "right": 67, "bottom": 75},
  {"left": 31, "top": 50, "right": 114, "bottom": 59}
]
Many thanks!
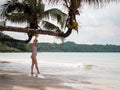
[
  {"left": 35, "top": 73, "right": 39, "bottom": 77},
  {"left": 31, "top": 72, "right": 34, "bottom": 76},
  {"left": 37, "top": 71, "right": 40, "bottom": 74}
]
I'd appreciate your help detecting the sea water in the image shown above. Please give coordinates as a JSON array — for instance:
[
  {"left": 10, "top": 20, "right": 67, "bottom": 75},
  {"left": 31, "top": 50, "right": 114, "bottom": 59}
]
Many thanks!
[{"left": 0, "top": 53, "right": 120, "bottom": 90}]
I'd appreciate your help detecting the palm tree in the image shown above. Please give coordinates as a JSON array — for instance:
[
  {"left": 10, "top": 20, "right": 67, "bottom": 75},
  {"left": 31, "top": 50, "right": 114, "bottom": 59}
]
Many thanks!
[
  {"left": 0, "top": 0, "right": 118, "bottom": 43},
  {"left": 0, "top": 0, "right": 67, "bottom": 43}
]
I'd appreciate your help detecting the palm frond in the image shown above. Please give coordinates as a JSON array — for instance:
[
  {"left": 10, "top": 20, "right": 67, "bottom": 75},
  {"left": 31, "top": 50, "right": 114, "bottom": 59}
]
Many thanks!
[
  {"left": 0, "top": 0, "right": 34, "bottom": 23},
  {"left": 0, "top": 0, "right": 28, "bottom": 18},
  {"left": 0, "top": 1, "right": 15, "bottom": 18},
  {"left": 84, "top": 0, "right": 118, "bottom": 3},
  {"left": 42, "top": 20, "right": 61, "bottom": 32},
  {"left": 7, "top": 13, "right": 29, "bottom": 23},
  {"left": 47, "top": 0, "right": 62, "bottom": 4},
  {"left": 22, "top": 0, "right": 45, "bottom": 19},
  {"left": 0, "top": 20, "right": 6, "bottom": 26},
  {"left": 44, "top": 8, "right": 67, "bottom": 28},
  {"left": 47, "top": 0, "right": 118, "bottom": 9},
  {"left": 83, "top": 0, "right": 119, "bottom": 7},
  {"left": 35, "top": 4, "right": 45, "bottom": 19}
]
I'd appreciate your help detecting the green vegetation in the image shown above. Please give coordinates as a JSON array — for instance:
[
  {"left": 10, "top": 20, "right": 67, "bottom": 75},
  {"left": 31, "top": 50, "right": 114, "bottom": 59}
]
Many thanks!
[
  {"left": 37, "top": 42, "right": 120, "bottom": 52},
  {"left": 0, "top": 32, "right": 120, "bottom": 52},
  {"left": 0, "top": 43, "right": 20, "bottom": 52},
  {"left": 0, "top": 32, "right": 29, "bottom": 52}
]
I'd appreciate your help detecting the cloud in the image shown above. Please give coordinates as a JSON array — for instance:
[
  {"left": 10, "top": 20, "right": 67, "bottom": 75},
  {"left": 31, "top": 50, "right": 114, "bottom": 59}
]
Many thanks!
[
  {"left": 76, "top": 20, "right": 120, "bottom": 45},
  {"left": 94, "top": 21, "right": 120, "bottom": 39},
  {"left": 79, "top": 2, "right": 120, "bottom": 28},
  {"left": 71, "top": 2, "right": 120, "bottom": 45},
  {"left": 0, "top": 0, "right": 6, "bottom": 5}
]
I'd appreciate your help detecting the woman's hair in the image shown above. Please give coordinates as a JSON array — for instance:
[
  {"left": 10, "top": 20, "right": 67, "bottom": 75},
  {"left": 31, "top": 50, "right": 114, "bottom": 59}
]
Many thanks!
[
  {"left": 35, "top": 39, "right": 38, "bottom": 42},
  {"left": 33, "top": 39, "right": 38, "bottom": 45}
]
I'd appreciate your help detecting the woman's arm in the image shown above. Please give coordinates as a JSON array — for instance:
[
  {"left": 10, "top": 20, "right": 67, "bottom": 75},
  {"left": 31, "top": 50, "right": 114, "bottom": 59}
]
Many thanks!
[
  {"left": 35, "top": 34, "right": 39, "bottom": 40},
  {"left": 32, "top": 34, "right": 38, "bottom": 48}
]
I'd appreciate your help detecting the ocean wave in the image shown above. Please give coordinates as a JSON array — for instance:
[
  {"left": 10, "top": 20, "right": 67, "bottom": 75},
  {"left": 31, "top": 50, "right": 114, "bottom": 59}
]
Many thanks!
[{"left": 39, "top": 61, "right": 94, "bottom": 70}]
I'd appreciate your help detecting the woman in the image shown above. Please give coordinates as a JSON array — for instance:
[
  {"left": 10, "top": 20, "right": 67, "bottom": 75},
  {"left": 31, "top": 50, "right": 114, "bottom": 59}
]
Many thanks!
[{"left": 31, "top": 35, "right": 40, "bottom": 77}]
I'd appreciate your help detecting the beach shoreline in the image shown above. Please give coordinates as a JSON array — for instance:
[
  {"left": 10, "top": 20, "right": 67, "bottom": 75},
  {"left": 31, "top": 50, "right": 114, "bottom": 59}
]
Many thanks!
[
  {"left": 0, "top": 69, "right": 73, "bottom": 90},
  {"left": 0, "top": 52, "right": 120, "bottom": 90}
]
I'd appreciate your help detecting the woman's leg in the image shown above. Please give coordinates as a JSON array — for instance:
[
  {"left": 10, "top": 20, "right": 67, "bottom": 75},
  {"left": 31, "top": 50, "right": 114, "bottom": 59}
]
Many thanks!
[
  {"left": 34, "top": 57, "right": 40, "bottom": 74},
  {"left": 31, "top": 55, "right": 35, "bottom": 76}
]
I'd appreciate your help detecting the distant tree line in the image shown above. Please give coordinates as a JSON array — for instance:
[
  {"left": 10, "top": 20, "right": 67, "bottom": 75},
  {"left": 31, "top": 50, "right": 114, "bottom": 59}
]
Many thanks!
[
  {"left": 0, "top": 32, "right": 120, "bottom": 52},
  {"left": 37, "top": 42, "right": 120, "bottom": 52}
]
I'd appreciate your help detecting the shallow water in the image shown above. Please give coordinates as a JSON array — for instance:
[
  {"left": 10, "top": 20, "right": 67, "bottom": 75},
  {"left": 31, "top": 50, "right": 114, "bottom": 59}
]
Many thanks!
[{"left": 0, "top": 52, "right": 120, "bottom": 90}]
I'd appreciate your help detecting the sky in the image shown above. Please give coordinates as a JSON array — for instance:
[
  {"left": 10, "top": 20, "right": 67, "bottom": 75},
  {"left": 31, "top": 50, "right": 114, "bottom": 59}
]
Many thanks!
[{"left": 0, "top": 1, "right": 120, "bottom": 45}]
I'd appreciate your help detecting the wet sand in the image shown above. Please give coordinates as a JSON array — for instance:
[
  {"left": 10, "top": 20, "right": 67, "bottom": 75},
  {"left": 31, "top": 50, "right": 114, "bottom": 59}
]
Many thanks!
[{"left": 0, "top": 70, "right": 72, "bottom": 90}]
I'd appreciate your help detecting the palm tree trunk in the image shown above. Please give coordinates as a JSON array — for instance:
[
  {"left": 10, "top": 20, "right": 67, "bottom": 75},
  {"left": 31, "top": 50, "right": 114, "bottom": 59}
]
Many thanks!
[{"left": 0, "top": 25, "right": 72, "bottom": 43}]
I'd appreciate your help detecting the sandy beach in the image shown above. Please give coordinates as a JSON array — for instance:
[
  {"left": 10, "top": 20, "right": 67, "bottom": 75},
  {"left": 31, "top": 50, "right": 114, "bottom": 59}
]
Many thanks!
[
  {"left": 0, "top": 70, "right": 72, "bottom": 90},
  {"left": 0, "top": 53, "right": 120, "bottom": 90}
]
